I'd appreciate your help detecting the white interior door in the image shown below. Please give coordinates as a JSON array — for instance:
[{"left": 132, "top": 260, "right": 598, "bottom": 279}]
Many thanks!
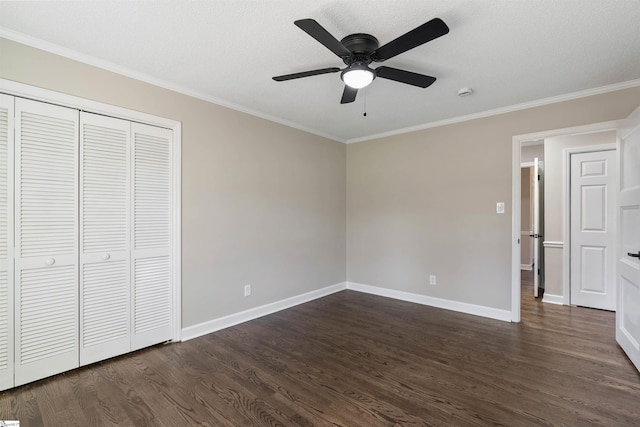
[
  {"left": 533, "top": 158, "right": 541, "bottom": 297},
  {"left": 79, "top": 112, "right": 131, "bottom": 365},
  {"left": 14, "top": 98, "right": 79, "bottom": 386},
  {"left": 0, "top": 94, "right": 14, "bottom": 390},
  {"left": 616, "top": 105, "right": 640, "bottom": 372},
  {"left": 570, "top": 150, "right": 617, "bottom": 310}
]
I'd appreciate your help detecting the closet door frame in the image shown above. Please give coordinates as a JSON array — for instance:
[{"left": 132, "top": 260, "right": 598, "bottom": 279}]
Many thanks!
[{"left": 0, "top": 78, "right": 182, "bottom": 343}]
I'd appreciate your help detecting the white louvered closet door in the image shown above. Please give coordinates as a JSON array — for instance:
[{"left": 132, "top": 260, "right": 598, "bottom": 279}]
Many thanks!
[
  {"left": 14, "top": 98, "right": 79, "bottom": 386},
  {"left": 0, "top": 94, "right": 14, "bottom": 390},
  {"left": 131, "top": 123, "right": 173, "bottom": 350},
  {"left": 79, "top": 113, "right": 130, "bottom": 365}
]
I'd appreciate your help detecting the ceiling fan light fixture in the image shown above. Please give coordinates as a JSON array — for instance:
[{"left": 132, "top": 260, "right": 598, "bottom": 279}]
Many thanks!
[{"left": 341, "top": 64, "right": 375, "bottom": 89}]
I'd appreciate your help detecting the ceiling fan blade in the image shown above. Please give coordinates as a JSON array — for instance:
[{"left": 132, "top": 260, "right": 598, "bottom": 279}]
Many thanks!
[
  {"left": 375, "top": 66, "right": 436, "bottom": 88},
  {"left": 340, "top": 86, "right": 358, "bottom": 104},
  {"left": 295, "top": 19, "right": 352, "bottom": 58},
  {"left": 273, "top": 67, "right": 341, "bottom": 81},
  {"left": 374, "top": 18, "right": 449, "bottom": 61}
]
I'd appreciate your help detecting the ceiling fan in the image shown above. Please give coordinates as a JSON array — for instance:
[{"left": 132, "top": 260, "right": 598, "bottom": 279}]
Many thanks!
[{"left": 272, "top": 18, "right": 449, "bottom": 104}]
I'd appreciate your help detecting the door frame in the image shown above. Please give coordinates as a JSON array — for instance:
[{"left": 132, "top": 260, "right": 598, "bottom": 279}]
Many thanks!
[
  {"left": 511, "top": 120, "right": 620, "bottom": 322},
  {"left": 563, "top": 144, "right": 617, "bottom": 306}
]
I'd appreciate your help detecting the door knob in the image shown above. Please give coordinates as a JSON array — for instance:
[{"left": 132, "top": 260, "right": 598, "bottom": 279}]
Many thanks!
[
  {"left": 101, "top": 253, "right": 111, "bottom": 260},
  {"left": 45, "top": 258, "right": 55, "bottom": 265},
  {"left": 628, "top": 251, "right": 640, "bottom": 258}
]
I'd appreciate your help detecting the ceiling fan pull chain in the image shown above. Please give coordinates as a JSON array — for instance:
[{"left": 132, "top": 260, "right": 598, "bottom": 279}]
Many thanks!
[{"left": 363, "top": 90, "right": 367, "bottom": 117}]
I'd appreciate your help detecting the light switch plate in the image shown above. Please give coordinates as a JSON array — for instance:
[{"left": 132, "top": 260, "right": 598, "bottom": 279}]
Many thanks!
[{"left": 496, "top": 202, "right": 505, "bottom": 214}]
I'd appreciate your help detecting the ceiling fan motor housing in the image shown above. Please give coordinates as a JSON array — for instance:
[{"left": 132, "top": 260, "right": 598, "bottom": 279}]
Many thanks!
[{"left": 340, "top": 33, "right": 379, "bottom": 65}]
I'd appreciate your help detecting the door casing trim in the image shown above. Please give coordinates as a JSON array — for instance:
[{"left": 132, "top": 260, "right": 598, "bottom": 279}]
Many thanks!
[{"left": 511, "top": 120, "right": 621, "bottom": 322}]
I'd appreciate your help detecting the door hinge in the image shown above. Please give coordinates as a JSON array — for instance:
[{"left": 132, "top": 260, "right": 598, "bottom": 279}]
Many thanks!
[{"left": 538, "top": 174, "right": 541, "bottom": 181}]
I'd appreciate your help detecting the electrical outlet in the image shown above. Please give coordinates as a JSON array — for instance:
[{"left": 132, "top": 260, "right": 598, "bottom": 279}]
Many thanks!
[
  {"left": 244, "top": 284, "right": 251, "bottom": 297},
  {"left": 429, "top": 275, "right": 437, "bottom": 285}
]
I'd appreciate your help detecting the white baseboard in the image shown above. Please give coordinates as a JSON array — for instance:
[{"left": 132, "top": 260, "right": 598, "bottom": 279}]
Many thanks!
[
  {"left": 542, "top": 293, "right": 564, "bottom": 305},
  {"left": 182, "top": 280, "right": 516, "bottom": 341},
  {"left": 181, "top": 282, "right": 347, "bottom": 341},
  {"left": 520, "top": 263, "right": 533, "bottom": 271},
  {"left": 346, "top": 282, "right": 512, "bottom": 322}
]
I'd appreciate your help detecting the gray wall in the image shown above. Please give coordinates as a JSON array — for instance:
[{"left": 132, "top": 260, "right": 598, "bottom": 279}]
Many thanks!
[
  {"left": 347, "top": 93, "right": 639, "bottom": 311},
  {"left": 0, "top": 38, "right": 347, "bottom": 328},
  {"left": 521, "top": 144, "right": 544, "bottom": 164}
]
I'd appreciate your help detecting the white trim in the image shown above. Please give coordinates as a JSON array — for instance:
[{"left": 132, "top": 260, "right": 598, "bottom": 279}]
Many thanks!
[
  {"left": 172, "top": 123, "right": 182, "bottom": 341},
  {"left": 0, "top": 78, "right": 177, "bottom": 129},
  {"left": 511, "top": 120, "right": 622, "bottom": 323},
  {"left": 0, "top": 78, "right": 183, "bottom": 343},
  {"left": 521, "top": 140, "right": 544, "bottom": 147},
  {"left": 511, "top": 137, "right": 522, "bottom": 321},
  {"left": 563, "top": 143, "right": 617, "bottom": 307},
  {"left": 3, "top": 28, "right": 640, "bottom": 146},
  {"left": 521, "top": 161, "right": 544, "bottom": 169},
  {"left": 541, "top": 294, "right": 565, "bottom": 305},
  {"left": 347, "top": 80, "right": 640, "bottom": 144},
  {"left": 347, "top": 282, "right": 512, "bottom": 322},
  {"left": 181, "top": 282, "right": 347, "bottom": 341},
  {"left": 515, "top": 121, "right": 622, "bottom": 146},
  {"left": 543, "top": 241, "right": 564, "bottom": 248},
  {"left": 0, "top": 29, "right": 345, "bottom": 144},
  {"left": 182, "top": 280, "right": 515, "bottom": 341}
]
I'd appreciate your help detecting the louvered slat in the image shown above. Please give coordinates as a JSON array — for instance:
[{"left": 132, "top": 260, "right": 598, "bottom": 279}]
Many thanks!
[
  {"left": 0, "top": 271, "right": 8, "bottom": 370},
  {"left": 0, "top": 106, "right": 8, "bottom": 260},
  {"left": 19, "top": 265, "right": 76, "bottom": 364},
  {"left": 134, "top": 256, "right": 171, "bottom": 334},
  {"left": 14, "top": 98, "right": 78, "bottom": 387},
  {"left": 19, "top": 110, "right": 77, "bottom": 257},
  {"left": 79, "top": 113, "right": 131, "bottom": 366},
  {"left": 82, "top": 121, "right": 128, "bottom": 252},
  {"left": 132, "top": 123, "right": 172, "bottom": 350},
  {"left": 82, "top": 261, "right": 128, "bottom": 346},
  {"left": 0, "top": 95, "right": 14, "bottom": 391},
  {"left": 134, "top": 132, "right": 170, "bottom": 249}
]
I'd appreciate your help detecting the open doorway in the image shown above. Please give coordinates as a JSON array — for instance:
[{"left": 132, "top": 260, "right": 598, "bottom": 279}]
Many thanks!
[
  {"left": 511, "top": 121, "right": 621, "bottom": 322},
  {"left": 520, "top": 143, "right": 544, "bottom": 300}
]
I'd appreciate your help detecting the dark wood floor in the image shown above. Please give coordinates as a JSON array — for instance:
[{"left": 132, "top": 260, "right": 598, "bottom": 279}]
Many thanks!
[{"left": 2, "top": 274, "right": 639, "bottom": 426}]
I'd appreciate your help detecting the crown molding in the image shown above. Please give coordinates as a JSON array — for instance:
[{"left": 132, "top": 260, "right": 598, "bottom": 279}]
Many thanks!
[
  {"left": 0, "top": 28, "right": 346, "bottom": 143},
  {"left": 3, "top": 28, "right": 639, "bottom": 146},
  {"left": 346, "top": 78, "right": 640, "bottom": 144}
]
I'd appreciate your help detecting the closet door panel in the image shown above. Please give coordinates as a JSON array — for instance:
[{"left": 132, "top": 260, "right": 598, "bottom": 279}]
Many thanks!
[
  {"left": 14, "top": 98, "right": 79, "bottom": 386},
  {"left": 131, "top": 123, "right": 172, "bottom": 350},
  {"left": 0, "top": 94, "right": 14, "bottom": 391},
  {"left": 79, "top": 113, "right": 130, "bottom": 365}
]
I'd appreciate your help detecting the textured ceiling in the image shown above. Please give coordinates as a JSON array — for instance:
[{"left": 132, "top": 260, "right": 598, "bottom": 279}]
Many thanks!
[{"left": 1, "top": 0, "right": 639, "bottom": 143}]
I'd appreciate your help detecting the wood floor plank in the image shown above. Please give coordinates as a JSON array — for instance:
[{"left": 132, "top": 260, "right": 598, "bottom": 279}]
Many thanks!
[{"left": 1, "top": 274, "right": 639, "bottom": 426}]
